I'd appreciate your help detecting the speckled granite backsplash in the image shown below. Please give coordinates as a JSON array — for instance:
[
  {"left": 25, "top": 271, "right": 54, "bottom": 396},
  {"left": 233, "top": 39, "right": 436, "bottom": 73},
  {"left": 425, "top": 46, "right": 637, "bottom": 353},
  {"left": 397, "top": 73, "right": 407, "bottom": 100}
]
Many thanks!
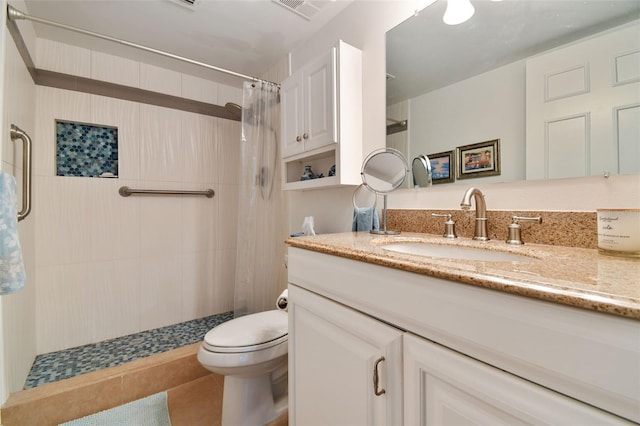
[{"left": 387, "top": 209, "right": 597, "bottom": 249}]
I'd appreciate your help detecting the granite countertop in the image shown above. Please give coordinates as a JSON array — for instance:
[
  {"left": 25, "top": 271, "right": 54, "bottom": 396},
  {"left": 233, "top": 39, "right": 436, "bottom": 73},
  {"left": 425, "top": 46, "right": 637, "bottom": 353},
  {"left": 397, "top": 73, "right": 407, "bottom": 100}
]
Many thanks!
[{"left": 285, "top": 232, "right": 640, "bottom": 320}]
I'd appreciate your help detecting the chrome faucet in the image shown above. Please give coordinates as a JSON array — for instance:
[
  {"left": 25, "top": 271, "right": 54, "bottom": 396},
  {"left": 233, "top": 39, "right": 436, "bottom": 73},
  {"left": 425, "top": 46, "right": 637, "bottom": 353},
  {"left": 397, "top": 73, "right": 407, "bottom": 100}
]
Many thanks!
[{"left": 460, "top": 187, "right": 489, "bottom": 241}]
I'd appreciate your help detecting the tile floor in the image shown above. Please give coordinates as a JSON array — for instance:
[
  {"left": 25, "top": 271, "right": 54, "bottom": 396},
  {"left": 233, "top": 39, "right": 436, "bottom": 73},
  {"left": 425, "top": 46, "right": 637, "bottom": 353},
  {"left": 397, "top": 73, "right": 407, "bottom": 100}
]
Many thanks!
[{"left": 25, "top": 311, "right": 234, "bottom": 389}]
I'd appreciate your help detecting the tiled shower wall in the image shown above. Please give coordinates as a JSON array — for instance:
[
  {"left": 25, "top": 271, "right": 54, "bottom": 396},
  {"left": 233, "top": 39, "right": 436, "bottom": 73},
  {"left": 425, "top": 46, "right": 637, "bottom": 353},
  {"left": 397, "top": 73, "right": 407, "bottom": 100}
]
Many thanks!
[
  {"left": 33, "top": 39, "right": 242, "bottom": 354},
  {"left": 1, "top": 0, "right": 38, "bottom": 396}
]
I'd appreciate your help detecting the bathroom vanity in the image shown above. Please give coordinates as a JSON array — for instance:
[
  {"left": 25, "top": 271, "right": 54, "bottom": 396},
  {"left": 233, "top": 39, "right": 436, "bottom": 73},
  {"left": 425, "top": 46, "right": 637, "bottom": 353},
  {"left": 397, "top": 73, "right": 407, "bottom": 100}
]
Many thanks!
[{"left": 286, "top": 233, "right": 639, "bottom": 425}]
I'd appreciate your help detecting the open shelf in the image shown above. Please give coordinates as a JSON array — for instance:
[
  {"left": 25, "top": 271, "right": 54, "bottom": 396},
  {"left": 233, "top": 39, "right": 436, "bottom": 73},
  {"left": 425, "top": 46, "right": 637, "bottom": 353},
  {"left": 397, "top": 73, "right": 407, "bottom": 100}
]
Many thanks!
[{"left": 283, "top": 147, "right": 339, "bottom": 191}]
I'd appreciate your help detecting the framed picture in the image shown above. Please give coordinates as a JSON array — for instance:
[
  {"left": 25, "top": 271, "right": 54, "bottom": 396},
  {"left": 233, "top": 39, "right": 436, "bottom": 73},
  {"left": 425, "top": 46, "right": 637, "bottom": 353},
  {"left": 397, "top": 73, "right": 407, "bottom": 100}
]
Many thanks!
[
  {"left": 427, "top": 150, "right": 455, "bottom": 184},
  {"left": 456, "top": 139, "right": 501, "bottom": 179}
]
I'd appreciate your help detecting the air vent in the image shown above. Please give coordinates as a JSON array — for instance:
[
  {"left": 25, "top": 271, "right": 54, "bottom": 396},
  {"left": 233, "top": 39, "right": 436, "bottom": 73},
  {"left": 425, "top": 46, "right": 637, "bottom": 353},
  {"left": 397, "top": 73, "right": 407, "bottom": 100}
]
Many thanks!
[
  {"left": 272, "top": 0, "right": 325, "bottom": 20},
  {"left": 168, "top": 0, "right": 198, "bottom": 10}
]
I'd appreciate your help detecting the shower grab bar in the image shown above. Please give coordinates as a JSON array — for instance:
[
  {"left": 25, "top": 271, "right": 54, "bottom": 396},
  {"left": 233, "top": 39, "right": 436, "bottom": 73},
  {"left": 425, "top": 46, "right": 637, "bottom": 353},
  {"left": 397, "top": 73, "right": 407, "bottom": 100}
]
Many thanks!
[
  {"left": 10, "top": 124, "right": 32, "bottom": 221},
  {"left": 119, "top": 186, "right": 215, "bottom": 198}
]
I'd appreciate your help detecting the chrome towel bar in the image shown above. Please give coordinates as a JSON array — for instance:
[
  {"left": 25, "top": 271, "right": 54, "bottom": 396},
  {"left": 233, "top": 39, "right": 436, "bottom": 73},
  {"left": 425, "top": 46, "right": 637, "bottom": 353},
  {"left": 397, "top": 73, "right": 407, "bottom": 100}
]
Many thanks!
[
  {"left": 10, "top": 124, "right": 32, "bottom": 221},
  {"left": 118, "top": 186, "right": 215, "bottom": 198}
]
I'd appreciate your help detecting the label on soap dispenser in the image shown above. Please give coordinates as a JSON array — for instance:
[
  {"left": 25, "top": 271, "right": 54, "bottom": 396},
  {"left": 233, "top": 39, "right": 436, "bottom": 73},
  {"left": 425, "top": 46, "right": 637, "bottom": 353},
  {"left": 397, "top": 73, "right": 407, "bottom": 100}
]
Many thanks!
[{"left": 597, "top": 209, "right": 640, "bottom": 256}]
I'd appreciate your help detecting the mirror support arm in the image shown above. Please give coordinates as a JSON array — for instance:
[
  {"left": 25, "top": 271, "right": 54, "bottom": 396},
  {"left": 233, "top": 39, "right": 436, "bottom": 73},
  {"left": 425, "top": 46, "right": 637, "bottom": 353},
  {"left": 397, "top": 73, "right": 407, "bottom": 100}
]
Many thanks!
[{"left": 371, "top": 194, "right": 399, "bottom": 235}]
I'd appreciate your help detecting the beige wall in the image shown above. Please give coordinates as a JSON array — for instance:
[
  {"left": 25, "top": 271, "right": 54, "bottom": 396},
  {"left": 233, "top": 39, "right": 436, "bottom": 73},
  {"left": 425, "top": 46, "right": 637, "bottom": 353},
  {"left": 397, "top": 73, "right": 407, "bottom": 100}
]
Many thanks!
[{"left": 287, "top": 0, "right": 640, "bottom": 236}]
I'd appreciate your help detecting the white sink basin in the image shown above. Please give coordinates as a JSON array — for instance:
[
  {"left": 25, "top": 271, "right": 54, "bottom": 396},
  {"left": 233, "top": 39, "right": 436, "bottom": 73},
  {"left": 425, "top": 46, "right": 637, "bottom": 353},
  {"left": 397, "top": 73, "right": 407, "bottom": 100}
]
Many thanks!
[{"left": 381, "top": 243, "right": 535, "bottom": 262}]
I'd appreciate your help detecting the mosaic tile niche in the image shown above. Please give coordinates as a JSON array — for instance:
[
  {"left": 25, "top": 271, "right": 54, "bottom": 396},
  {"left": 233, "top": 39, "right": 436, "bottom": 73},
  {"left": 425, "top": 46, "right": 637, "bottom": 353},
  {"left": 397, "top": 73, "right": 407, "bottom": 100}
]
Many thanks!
[{"left": 56, "top": 120, "right": 119, "bottom": 177}]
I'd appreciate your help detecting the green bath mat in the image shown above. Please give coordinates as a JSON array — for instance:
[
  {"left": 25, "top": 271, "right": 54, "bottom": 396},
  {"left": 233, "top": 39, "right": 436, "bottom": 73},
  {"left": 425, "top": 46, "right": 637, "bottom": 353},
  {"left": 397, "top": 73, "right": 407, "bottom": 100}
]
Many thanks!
[{"left": 59, "top": 391, "right": 171, "bottom": 426}]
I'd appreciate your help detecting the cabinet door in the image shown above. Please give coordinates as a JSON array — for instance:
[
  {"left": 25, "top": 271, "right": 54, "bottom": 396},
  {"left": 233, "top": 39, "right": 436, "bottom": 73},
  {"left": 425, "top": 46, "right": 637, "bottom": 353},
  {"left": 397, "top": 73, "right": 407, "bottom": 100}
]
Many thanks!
[
  {"left": 289, "top": 285, "right": 403, "bottom": 426},
  {"left": 303, "top": 47, "right": 337, "bottom": 152},
  {"left": 281, "top": 71, "right": 305, "bottom": 158},
  {"left": 404, "top": 333, "right": 631, "bottom": 425}
]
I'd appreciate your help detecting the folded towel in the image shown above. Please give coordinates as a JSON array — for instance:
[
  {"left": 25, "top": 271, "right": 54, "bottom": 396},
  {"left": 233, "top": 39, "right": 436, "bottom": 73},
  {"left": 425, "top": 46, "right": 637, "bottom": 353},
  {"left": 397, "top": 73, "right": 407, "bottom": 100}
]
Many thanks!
[
  {"left": 0, "top": 172, "right": 25, "bottom": 295},
  {"left": 352, "top": 207, "right": 380, "bottom": 232}
]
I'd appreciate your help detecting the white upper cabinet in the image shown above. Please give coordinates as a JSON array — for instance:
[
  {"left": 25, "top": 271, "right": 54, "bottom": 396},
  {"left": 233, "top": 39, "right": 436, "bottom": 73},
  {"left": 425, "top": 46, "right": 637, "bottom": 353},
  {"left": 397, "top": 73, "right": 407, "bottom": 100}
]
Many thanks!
[
  {"left": 281, "top": 48, "right": 336, "bottom": 158},
  {"left": 280, "top": 40, "right": 362, "bottom": 190}
]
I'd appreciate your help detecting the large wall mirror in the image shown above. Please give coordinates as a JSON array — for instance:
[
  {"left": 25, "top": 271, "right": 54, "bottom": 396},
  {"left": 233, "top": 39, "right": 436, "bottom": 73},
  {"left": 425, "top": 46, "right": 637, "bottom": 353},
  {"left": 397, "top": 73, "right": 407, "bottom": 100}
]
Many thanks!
[{"left": 387, "top": 0, "right": 640, "bottom": 187}]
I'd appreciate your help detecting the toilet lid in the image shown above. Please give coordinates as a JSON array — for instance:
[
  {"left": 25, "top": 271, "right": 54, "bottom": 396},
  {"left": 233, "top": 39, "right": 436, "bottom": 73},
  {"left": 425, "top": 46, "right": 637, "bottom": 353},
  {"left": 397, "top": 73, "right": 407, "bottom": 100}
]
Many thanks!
[{"left": 203, "top": 310, "right": 288, "bottom": 353}]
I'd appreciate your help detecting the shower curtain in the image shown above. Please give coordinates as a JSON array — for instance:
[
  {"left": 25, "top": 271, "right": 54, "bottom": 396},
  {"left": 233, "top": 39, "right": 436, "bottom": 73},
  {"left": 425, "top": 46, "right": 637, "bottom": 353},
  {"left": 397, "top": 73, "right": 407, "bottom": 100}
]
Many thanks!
[{"left": 233, "top": 81, "right": 284, "bottom": 317}]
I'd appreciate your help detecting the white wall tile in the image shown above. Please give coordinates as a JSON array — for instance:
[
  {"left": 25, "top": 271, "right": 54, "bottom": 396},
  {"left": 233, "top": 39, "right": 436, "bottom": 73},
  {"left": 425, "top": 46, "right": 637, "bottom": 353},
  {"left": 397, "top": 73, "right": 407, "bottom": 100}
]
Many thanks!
[
  {"left": 138, "top": 182, "right": 184, "bottom": 257},
  {"left": 139, "top": 104, "right": 183, "bottom": 182},
  {"left": 36, "top": 263, "right": 93, "bottom": 353},
  {"left": 3, "top": 36, "right": 36, "bottom": 167},
  {"left": 87, "top": 178, "right": 140, "bottom": 262},
  {"left": 35, "top": 176, "right": 92, "bottom": 267},
  {"left": 2, "top": 17, "right": 39, "bottom": 394},
  {"left": 182, "top": 184, "right": 217, "bottom": 255},
  {"left": 140, "top": 63, "right": 181, "bottom": 97},
  {"left": 214, "top": 248, "right": 236, "bottom": 314},
  {"left": 181, "top": 113, "right": 217, "bottom": 183},
  {"left": 90, "top": 259, "right": 141, "bottom": 342},
  {"left": 181, "top": 252, "right": 216, "bottom": 320},
  {"left": 139, "top": 256, "right": 183, "bottom": 331},
  {"left": 181, "top": 74, "right": 218, "bottom": 104},
  {"left": 217, "top": 118, "right": 241, "bottom": 185},
  {"left": 91, "top": 51, "right": 140, "bottom": 88},
  {"left": 217, "top": 183, "right": 239, "bottom": 251},
  {"left": 35, "top": 39, "right": 91, "bottom": 78}
]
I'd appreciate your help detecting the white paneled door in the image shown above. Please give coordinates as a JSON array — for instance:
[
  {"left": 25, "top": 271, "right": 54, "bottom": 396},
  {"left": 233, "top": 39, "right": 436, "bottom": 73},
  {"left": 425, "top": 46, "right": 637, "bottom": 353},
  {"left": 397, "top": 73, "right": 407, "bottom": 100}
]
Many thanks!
[{"left": 526, "top": 22, "right": 640, "bottom": 179}]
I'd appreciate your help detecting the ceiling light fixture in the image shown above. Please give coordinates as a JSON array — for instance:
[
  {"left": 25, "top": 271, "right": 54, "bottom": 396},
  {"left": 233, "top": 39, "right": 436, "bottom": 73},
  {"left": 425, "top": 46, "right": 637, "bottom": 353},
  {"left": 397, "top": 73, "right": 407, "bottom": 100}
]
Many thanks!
[{"left": 443, "top": 0, "right": 475, "bottom": 25}]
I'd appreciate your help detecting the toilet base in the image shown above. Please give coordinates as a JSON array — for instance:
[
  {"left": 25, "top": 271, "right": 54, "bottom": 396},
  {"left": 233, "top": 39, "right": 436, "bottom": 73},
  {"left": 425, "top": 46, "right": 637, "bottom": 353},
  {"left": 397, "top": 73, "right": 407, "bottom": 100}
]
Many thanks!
[{"left": 221, "top": 373, "right": 288, "bottom": 426}]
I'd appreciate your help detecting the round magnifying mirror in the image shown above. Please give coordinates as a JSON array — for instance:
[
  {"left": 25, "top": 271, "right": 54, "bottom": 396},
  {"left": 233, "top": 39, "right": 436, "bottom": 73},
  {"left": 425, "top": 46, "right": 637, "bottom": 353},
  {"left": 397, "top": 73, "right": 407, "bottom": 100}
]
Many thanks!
[
  {"left": 361, "top": 148, "right": 408, "bottom": 193},
  {"left": 412, "top": 155, "right": 432, "bottom": 188},
  {"left": 361, "top": 148, "right": 408, "bottom": 235}
]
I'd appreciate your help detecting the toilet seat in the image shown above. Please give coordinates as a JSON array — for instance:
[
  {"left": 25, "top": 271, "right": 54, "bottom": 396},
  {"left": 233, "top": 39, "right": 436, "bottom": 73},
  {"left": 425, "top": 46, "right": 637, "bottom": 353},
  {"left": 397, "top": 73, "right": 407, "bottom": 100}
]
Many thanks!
[{"left": 203, "top": 310, "right": 288, "bottom": 354}]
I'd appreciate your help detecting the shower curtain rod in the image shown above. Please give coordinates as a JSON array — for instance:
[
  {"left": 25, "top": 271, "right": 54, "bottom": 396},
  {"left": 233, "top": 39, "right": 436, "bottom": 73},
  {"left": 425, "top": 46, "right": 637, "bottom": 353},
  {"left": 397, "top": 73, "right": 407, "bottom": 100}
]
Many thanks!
[{"left": 6, "top": 5, "right": 280, "bottom": 88}]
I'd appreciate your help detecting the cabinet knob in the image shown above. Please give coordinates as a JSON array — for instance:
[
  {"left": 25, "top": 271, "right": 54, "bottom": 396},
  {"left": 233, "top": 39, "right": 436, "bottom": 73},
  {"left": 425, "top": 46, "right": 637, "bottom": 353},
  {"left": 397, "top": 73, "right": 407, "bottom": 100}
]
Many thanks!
[
  {"left": 303, "top": 133, "right": 309, "bottom": 140},
  {"left": 373, "top": 356, "right": 386, "bottom": 396},
  {"left": 296, "top": 135, "right": 302, "bottom": 142}
]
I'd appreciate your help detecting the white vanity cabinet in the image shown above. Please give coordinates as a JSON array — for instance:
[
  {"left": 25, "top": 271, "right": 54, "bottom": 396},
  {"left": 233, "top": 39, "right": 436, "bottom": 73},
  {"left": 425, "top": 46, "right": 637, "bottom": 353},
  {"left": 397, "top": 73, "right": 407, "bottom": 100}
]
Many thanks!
[
  {"left": 287, "top": 247, "right": 639, "bottom": 425},
  {"left": 281, "top": 48, "right": 334, "bottom": 158},
  {"left": 280, "top": 40, "right": 362, "bottom": 190},
  {"left": 288, "top": 285, "right": 403, "bottom": 425},
  {"left": 404, "top": 333, "right": 629, "bottom": 425}
]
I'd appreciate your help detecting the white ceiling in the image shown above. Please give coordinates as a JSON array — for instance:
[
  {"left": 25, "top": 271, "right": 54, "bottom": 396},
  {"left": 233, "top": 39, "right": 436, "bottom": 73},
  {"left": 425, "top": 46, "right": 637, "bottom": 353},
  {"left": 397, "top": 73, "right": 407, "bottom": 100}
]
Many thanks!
[
  {"left": 18, "top": 0, "right": 640, "bottom": 97},
  {"left": 18, "top": 0, "right": 353, "bottom": 86}
]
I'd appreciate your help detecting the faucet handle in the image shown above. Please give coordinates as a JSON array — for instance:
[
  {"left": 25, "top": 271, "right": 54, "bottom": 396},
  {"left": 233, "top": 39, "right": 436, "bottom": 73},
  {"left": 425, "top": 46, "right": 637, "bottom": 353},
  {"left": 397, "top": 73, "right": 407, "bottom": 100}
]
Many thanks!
[
  {"left": 432, "top": 213, "right": 458, "bottom": 239},
  {"left": 506, "top": 216, "right": 542, "bottom": 245}
]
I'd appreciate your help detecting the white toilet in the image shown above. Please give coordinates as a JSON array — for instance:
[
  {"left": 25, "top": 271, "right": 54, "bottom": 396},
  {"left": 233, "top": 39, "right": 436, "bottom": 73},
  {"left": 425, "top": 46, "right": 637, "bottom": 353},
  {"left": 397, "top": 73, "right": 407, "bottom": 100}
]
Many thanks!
[{"left": 197, "top": 309, "right": 289, "bottom": 426}]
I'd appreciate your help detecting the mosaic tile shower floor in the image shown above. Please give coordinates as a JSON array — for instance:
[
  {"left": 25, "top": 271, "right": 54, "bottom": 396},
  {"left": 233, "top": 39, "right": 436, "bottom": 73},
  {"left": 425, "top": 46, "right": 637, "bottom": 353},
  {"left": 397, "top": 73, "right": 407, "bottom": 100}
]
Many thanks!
[{"left": 24, "top": 311, "right": 234, "bottom": 389}]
